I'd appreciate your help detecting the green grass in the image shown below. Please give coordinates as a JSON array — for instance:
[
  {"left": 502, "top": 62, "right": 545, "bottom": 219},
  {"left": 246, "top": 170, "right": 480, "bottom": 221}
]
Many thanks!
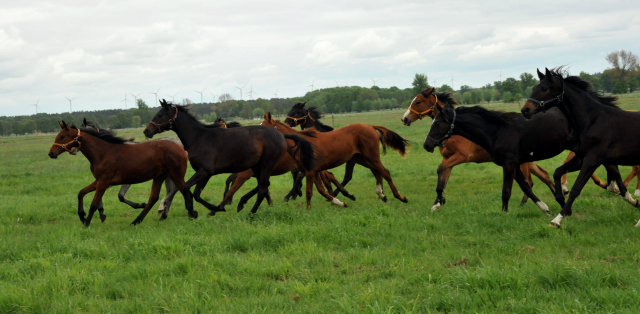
[{"left": 1, "top": 100, "right": 640, "bottom": 313}]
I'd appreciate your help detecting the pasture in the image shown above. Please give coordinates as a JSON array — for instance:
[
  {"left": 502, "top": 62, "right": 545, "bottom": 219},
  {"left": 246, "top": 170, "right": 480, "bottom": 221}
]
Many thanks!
[{"left": 1, "top": 95, "right": 640, "bottom": 313}]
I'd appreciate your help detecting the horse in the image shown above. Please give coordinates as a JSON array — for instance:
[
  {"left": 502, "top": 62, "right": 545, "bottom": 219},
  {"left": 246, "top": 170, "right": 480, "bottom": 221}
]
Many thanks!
[
  {"left": 521, "top": 67, "right": 640, "bottom": 228},
  {"left": 48, "top": 121, "right": 194, "bottom": 226},
  {"left": 401, "top": 88, "right": 558, "bottom": 210},
  {"left": 214, "top": 116, "right": 353, "bottom": 212},
  {"left": 77, "top": 118, "right": 182, "bottom": 215},
  {"left": 283, "top": 103, "right": 358, "bottom": 200},
  {"left": 623, "top": 166, "right": 640, "bottom": 196},
  {"left": 262, "top": 112, "right": 409, "bottom": 208},
  {"left": 143, "top": 100, "right": 318, "bottom": 215}
]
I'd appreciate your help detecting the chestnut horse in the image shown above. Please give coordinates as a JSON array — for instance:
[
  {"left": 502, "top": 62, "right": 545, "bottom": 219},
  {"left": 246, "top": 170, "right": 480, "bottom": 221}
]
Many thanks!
[
  {"left": 262, "top": 112, "right": 409, "bottom": 208},
  {"left": 401, "top": 88, "right": 557, "bottom": 210},
  {"left": 48, "top": 121, "right": 194, "bottom": 226}
]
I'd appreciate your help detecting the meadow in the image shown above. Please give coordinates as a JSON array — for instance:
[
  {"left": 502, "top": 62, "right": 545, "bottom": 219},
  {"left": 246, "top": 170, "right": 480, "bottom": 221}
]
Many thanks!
[{"left": 1, "top": 94, "right": 640, "bottom": 313}]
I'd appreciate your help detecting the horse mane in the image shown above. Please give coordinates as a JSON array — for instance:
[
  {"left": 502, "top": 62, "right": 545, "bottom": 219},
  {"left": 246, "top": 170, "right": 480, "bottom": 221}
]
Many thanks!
[
  {"left": 72, "top": 125, "right": 129, "bottom": 144},
  {"left": 434, "top": 91, "right": 459, "bottom": 107},
  {"left": 307, "top": 106, "right": 334, "bottom": 131},
  {"left": 173, "top": 105, "right": 227, "bottom": 128},
  {"left": 293, "top": 102, "right": 306, "bottom": 109},
  {"left": 456, "top": 106, "right": 515, "bottom": 125},
  {"left": 276, "top": 120, "right": 317, "bottom": 137},
  {"left": 548, "top": 67, "right": 619, "bottom": 108}
]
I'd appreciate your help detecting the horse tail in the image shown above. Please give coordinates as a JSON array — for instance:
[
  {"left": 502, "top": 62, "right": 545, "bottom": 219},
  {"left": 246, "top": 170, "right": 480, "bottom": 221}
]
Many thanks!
[
  {"left": 372, "top": 125, "right": 410, "bottom": 157},
  {"left": 283, "top": 134, "right": 317, "bottom": 171}
]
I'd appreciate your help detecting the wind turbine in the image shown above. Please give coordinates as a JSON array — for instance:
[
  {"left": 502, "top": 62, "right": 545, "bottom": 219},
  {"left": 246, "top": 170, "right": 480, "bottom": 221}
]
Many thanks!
[
  {"left": 307, "top": 79, "right": 315, "bottom": 92},
  {"left": 31, "top": 98, "right": 40, "bottom": 114},
  {"left": 149, "top": 88, "right": 161, "bottom": 106},
  {"left": 234, "top": 84, "right": 247, "bottom": 100},
  {"left": 272, "top": 90, "right": 279, "bottom": 98},
  {"left": 335, "top": 80, "right": 340, "bottom": 87},
  {"left": 209, "top": 91, "right": 217, "bottom": 103},
  {"left": 166, "top": 93, "right": 179, "bottom": 103},
  {"left": 195, "top": 88, "right": 207, "bottom": 103},
  {"left": 121, "top": 93, "right": 128, "bottom": 109},
  {"left": 65, "top": 96, "right": 77, "bottom": 113},
  {"left": 496, "top": 70, "right": 503, "bottom": 82},
  {"left": 246, "top": 85, "right": 255, "bottom": 100},
  {"left": 371, "top": 77, "right": 380, "bottom": 86},
  {"left": 448, "top": 74, "right": 456, "bottom": 91}
]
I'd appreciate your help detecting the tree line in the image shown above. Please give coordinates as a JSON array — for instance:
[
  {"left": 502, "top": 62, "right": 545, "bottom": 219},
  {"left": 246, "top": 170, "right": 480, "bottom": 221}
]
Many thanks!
[{"left": 2, "top": 50, "right": 637, "bottom": 136}]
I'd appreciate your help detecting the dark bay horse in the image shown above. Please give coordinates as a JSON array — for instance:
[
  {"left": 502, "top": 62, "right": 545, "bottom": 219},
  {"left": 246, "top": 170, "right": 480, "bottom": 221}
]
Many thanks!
[
  {"left": 401, "top": 88, "right": 557, "bottom": 210},
  {"left": 143, "top": 100, "right": 317, "bottom": 215},
  {"left": 48, "top": 121, "right": 194, "bottom": 226},
  {"left": 521, "top": 68, "right": 640, "bottom": 227},
  {"left": 262, "top": 112, "right": 409, "bottom": 208},
  {"left": 77, "top": 119, "right": 182, "bottom": 215},
  {"left": 284, "top": 103, "right": 358, "bottom": 200}
]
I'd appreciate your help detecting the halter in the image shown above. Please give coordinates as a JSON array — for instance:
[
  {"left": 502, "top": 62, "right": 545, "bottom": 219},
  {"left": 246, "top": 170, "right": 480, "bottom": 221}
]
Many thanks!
[
  {"left": 426, "top": 109, "right": 456, "bottom": 148},
  {"left": 53, "top": 129, "right": 82, "bottom": 152},
  {"left": 149, "top": 106, "right": 178, "bottom": 132},
  {"left": 286, "top": 110, "right": 316, "bottom": 127},
  {"left": 408, "top": 94, "right": 438, "bottom": 119},
  {"left": 527, "top": 78, "right": 565, "bottom": 113}
]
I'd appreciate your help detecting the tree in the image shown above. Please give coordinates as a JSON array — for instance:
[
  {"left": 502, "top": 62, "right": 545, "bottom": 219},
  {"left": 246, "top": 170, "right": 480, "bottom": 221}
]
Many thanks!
[
  {"left": 136, "top": 99, "right": 149, "bottom": 109},
  {"left": 439, "top": 84, "right": 454, "bottom": 93},
  {"left": 600, "top": 73, "right": 613, "bottom": 92},
  {"left": 519, "top": 72, "right": 536, "bottom": 93},
  {"left": 107, "top": 116, "right": 121, "bottom": 129},
  {"left": 612, "top": 80, "right": 629, "bottom": 94},
  {"left": 131, "top": 116, "right": 141, "bottom": 127},
  {"left": 412, "top": 73, "right": 429, "bottom": 95},
  {"left": 359, "top": 89, "right": 379, "bottom": 101},
  {"left": 252, "top": 108, "right": 265, "bottom": 119},
  {"left": 606, "top": 50, "right": 639, "bottom": 77},
  {"left": 629, "top": 76, "right": 639, "bottom": 93},
  {"left": 459, "top": 85, "right": 473, "bottom": 94},
  {"left": 501, "top": 78, "right": 521, "bottom": 94}
]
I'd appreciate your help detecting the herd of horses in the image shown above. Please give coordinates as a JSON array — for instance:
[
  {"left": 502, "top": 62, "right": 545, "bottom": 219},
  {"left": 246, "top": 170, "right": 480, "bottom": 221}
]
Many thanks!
[{"left": 47, "top": 67, "right": 640, "bottom": 229}]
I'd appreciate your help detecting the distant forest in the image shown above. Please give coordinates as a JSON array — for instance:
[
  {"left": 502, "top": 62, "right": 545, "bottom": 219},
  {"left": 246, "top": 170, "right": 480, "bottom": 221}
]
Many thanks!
[{"left": 2, "top": 49, "right": 638, "bottom": 136}]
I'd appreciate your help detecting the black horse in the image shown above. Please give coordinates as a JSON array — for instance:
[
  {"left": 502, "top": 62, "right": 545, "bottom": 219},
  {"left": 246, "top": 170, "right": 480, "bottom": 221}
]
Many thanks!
[
  {"left": 143, "top": 99, "right": 318, "bottom": 215},
  {"left": 521, "top": 68, "right": 640, "bottom": 228},
  {"left": 284, "top": 103, "right": 356, "bottom": 200}
]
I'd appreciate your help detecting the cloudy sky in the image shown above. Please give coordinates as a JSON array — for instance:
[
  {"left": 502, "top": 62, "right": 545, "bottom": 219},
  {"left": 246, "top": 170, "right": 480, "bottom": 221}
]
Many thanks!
[{"left": 1, "top": 0, "right": 639, "bottom": 117}]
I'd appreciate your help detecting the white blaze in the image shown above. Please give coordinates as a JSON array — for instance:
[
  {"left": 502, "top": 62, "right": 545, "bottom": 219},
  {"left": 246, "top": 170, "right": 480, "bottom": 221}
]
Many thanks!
[{"left": 402, "top": 97, "right": 418, "bottom": 120}]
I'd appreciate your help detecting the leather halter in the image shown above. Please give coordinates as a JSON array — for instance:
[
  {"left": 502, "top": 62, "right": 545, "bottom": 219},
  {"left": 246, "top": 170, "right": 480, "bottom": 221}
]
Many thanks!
[
  {"left": 286, "top": 110, "right": 316, "bottom": 127},
  {"left": 426, "top": 109, "right": 456, "bottom": 148},
  {"left": 149, "top": 107, "right": 178, "bottom": 132},
  {"left": 53, "top": 129, "right": 82, "bottom": 152},
  {"left": 408, "top": 94, "right": 438, "bottom": 119},
  {"left": 527, "top": 78, "right": 565, "bottom": 113}
]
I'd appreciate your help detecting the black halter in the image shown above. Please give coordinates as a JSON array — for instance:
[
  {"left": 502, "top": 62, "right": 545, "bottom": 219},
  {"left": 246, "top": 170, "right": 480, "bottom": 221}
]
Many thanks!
[
  {"left": 527, "top": 78, "right": 565, "bottom": 113},
  {"left": 426, "top": 109, "right": 456, "bottom": 147}
]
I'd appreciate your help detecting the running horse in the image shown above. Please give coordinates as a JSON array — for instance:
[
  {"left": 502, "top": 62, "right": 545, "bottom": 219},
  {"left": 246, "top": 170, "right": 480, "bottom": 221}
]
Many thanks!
[
  {"left": 48, "top": 121, "right": 194, "bottom": 226},
  {"left": 521, "top": 67, "right": 640, "bottom": 227},
  {"left": 143, "top": 100, "right": 318, "bottom": 215},
  {"left": 401, "top": 88, "right": 557, "bottom": 210},
  {"left": 262, "top": 112, "right": 409, "bottom": 208}
]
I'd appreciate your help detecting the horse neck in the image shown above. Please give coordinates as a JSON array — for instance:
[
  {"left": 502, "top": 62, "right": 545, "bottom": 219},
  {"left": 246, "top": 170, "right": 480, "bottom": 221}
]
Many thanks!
[
  {"left": 276, "top": 121, "right": 297, "bottom": 134},
  {"left": 171, "top": 112, "right": 210, "bottom": 151},
  {"left": 452, "top": 110, "right": 502, "bottom": 153},
  {"left": 77, "top": 133, "right": 110, "bottom": 164},
  {"left": 557, "top": 84, "right": 600, "bottom": 134},
  {"left": 301, "top": 119, "right": 316, "bottom": 130}
]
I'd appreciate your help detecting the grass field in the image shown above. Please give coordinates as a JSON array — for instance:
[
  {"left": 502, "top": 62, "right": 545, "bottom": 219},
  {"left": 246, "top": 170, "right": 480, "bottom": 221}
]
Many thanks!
[{"left": 1, "top": 95, "right": 640, "bottom": 313}]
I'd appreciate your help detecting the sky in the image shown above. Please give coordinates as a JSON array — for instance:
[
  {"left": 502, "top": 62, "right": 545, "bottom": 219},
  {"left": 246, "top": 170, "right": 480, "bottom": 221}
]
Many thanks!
[{"left": 1, "top": 0, "right": 639, "bottom": 117}]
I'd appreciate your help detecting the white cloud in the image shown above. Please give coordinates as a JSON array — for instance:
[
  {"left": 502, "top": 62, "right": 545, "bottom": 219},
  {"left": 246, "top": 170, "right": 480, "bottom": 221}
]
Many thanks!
[{"left": 302, "top": 41, "right": 348, "bottom": 66}]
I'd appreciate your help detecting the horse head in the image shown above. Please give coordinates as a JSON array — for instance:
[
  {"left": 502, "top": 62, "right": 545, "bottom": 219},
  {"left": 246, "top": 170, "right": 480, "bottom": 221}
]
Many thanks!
[
  {"left": 521, "top": 68, "right": 564, "bottom": 119},
  {"left": 49, "top": 120, "right": 82, "bottom": 158},
  {"left": 402, "top": 87, "right": 438, "bottom": 126},
  {"left": 144, "top": 99, "right": 177, "bottom": 138}
]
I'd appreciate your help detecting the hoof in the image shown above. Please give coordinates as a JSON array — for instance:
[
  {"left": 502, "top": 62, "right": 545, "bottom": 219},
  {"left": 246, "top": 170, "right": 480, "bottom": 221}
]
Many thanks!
[
  {"left": 548, "top": 222, "right": 561, "bottom": 229},
  {"left": 237, "top": 205, "right": 245, "bottom": 213},
  {"left": 343, "top": 202, "right": 348, "bottom": 208},
  {"left": 83, "top": 221, "right": 91, "bottom": 228},
  {"left": 381, "top": 196, "right": 388, "bottom": 203},
  {"left": 100, "top": 215, "right": 106, "bottom": 223},
  {"left": 563, "top": 190, "right": 569, "bottom": 196},
  {"left": 189, "top": 211, "right": 199, "bottom": 219},
  {"left": 130, "top": 220, "right": 141, "bottom": 226},
  {"left": 401, "top": 196, "right": 408, "bottom": 203},
  {"left": 157, "top": 209, "right": 164, "bottom": 215},
  {"left": 431, "top": 202, "right": 441, "bottom": 211},
  {"left": 208, "top": 210, "right": 217, "bottom": 216},
  {"left": 348, "top": 195, "right": 356, "bottom": 201},
  {"left": 159, "top": 214, "right": 167, "bottom": 220}
]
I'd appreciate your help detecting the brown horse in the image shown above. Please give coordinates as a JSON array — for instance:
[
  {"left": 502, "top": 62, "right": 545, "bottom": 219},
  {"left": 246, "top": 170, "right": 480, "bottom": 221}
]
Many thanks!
[
  {"left": 623, "top": 166, "right": 640, "bottom": 196},
  {"left": 48, "top": 121, "right": 195, "bottom": 226},
  {"left": 262, "top": 112, "right": 409, "bottom": 208},
  {"left": 401, "top": 87, "right": 560, "bottom": 210}
]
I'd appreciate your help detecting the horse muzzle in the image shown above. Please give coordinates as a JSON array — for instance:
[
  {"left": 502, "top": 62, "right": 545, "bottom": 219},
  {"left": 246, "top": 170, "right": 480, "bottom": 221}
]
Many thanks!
[
  {"left": 48, "top": 151, "right": 58, "bottom": 159},
  {"left": 402, "top": 117, "right": 412, "bottom": 126},
  {"left": 423, "top": 140, "right": 435, "bottom": 153}
]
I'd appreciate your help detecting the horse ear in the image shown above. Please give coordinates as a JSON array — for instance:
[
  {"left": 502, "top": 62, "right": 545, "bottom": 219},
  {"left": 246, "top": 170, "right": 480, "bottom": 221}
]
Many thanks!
[
  {"left": 442, "top": 104, "right": 455, "bottom": 121},
  {"left": 435, "top": 102, "right": 443, "bottom": 112},
  {"left": 544, "top": 68, "right": 551, "bottom": 79},
  {"left": 160, "top": 99, "right": 168, "bottom": 108},
  {"left": 537, "top": 68, "right": 544, "bottom": 80},
  {"left": 421, "top": 87, "right": 435, "bottom": 97},
  {"left": 82, "top": 118, "right": 87, "bottom": 126},
  {"left": 267, "top": 112, "right": 273, "bottom": 121},
  {"left": 59, "top": 120, "right": 68, "bottom": 129}
]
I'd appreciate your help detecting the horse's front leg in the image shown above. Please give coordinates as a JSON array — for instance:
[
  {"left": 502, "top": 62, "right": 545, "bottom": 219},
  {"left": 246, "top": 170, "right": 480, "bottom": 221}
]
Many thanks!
[
  {"left": 550, "top": 157, "right": 600, "bottom": 228},
  {"left": 77, "top": 181, "right": 97, "bottom": 224},
  {"left": 552, "top": 156, "right": 583, "bottom": 212},
  {"left": 84, "top": 182, "right": 109, "bottom": 227},
  {"left": 432, "top": 153, "right": 466, "bottom": 211},
  {"left": 118, "top": 184, "right": 145, "bottom": 209},
  {"left": 501, "top": 163, "right": 517, "bottom": 212}
]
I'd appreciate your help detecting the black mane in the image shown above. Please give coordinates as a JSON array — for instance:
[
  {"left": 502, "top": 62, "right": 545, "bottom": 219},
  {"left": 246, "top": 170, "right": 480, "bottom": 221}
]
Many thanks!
[
  {"left": 456, "top": 106, "right": 516, "bottom": 125},
  {"left": 307, "top": 106, "right": 334, "bottom": 131},
  {"left": 173, "top": 105, "right": 228, "bottom": 129},
  {"left": 434, "top": 91, "right": 459, "bottom": 107},
  {"left": 548, "top": 67, "right": 619, "bottom": 108},
  {"left": 72, "top": 125, "right": 129, "bottom": 144}
]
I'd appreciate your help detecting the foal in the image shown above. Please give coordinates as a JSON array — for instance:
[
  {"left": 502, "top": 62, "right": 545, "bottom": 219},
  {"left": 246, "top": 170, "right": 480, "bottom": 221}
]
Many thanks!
[
  {"left": 49, "top": 121, "right": 194, "bottom": 226},
  {"left": 262, "top": 112, "right": 409, "bottom": 208}
]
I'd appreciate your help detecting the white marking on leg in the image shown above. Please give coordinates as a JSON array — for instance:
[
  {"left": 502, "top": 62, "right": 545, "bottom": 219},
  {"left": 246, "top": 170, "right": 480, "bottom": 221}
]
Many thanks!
[
  {"left": 561, "top": 183, "right": 569, "bottom": 194},
  {"left": 375, "top": 184, "right": 385, "bottom": 199},
  {"left": 635, "top": 219, "right": 640, "bottom": 227},
  {"left": 431, "top": 202, "right": 441, "bottom": 211},
  {"left": 550, "top": 214, "right": 564, "bottom": 227},
  {"left": 331, "top": 198, "right": 345, "bottom": 207},
  {"left": 158, "top": 197, "right": 167, "bottom": 213},
  {"left": 535, "top": 201, "right": 551, "bottom": 215},
  {"left": 635, "top": 189, "right": 640, "bottom": 197},
  {"left": 623, "top": 191, "right": 638, "bottom": 207},
  {"left": 607, "top": 181, "right": 620, "bottom": 194}
]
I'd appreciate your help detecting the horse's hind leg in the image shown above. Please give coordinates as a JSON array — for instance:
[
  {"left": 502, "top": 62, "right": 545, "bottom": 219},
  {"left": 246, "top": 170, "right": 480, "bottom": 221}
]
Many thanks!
[
  {"left": 604, "top": 166, "right": 620, "bottom": 194},
  {"left": 223, "top": 173, "right": 238, "bottom": 204},
  {"left": 84, "top": 183, "right": 108, "bottom": 227},
  {"left": 170, "top": 168, "right": 199, "bottom": 219},
  {"left": 222, "top": 170, "right": 253, "bottom": 214},
  {"left": 158, "top": 178, "right": 178, "bottom": 220},
  {"left": 131, "top": 177, "right": 164, "bottom": 225},
  {"left": 324, "top": 171, "right": 356, "bottom": 201},
  {"left": 248, "top": 169, "right": 272, "bottom": 214},
  {"left": 514, "top": 166, "right": 551, "bottom": 216},
  {"left": 237, "top": 185, "right": 259, "bottom": 212},
  {"left": 520, "top": 163, "right": 533, "bottom": 206},
  {"left": 334, "top": 160, "right": 356, "bottom": 197},
  {"left": 285, "top": 172, "right": 306, "bottom": 202},
  {"left": 362, "top": 158, "right": 407, "bottom": 203},
  {"left": 607, "top": 165, "right": 640, "bottom": 211},
  {"left": 313, "top": 172, "right": 347, "bottom": 207},
  {"left": 118, "top": 184, "right": 145, "bottom": 209}
]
